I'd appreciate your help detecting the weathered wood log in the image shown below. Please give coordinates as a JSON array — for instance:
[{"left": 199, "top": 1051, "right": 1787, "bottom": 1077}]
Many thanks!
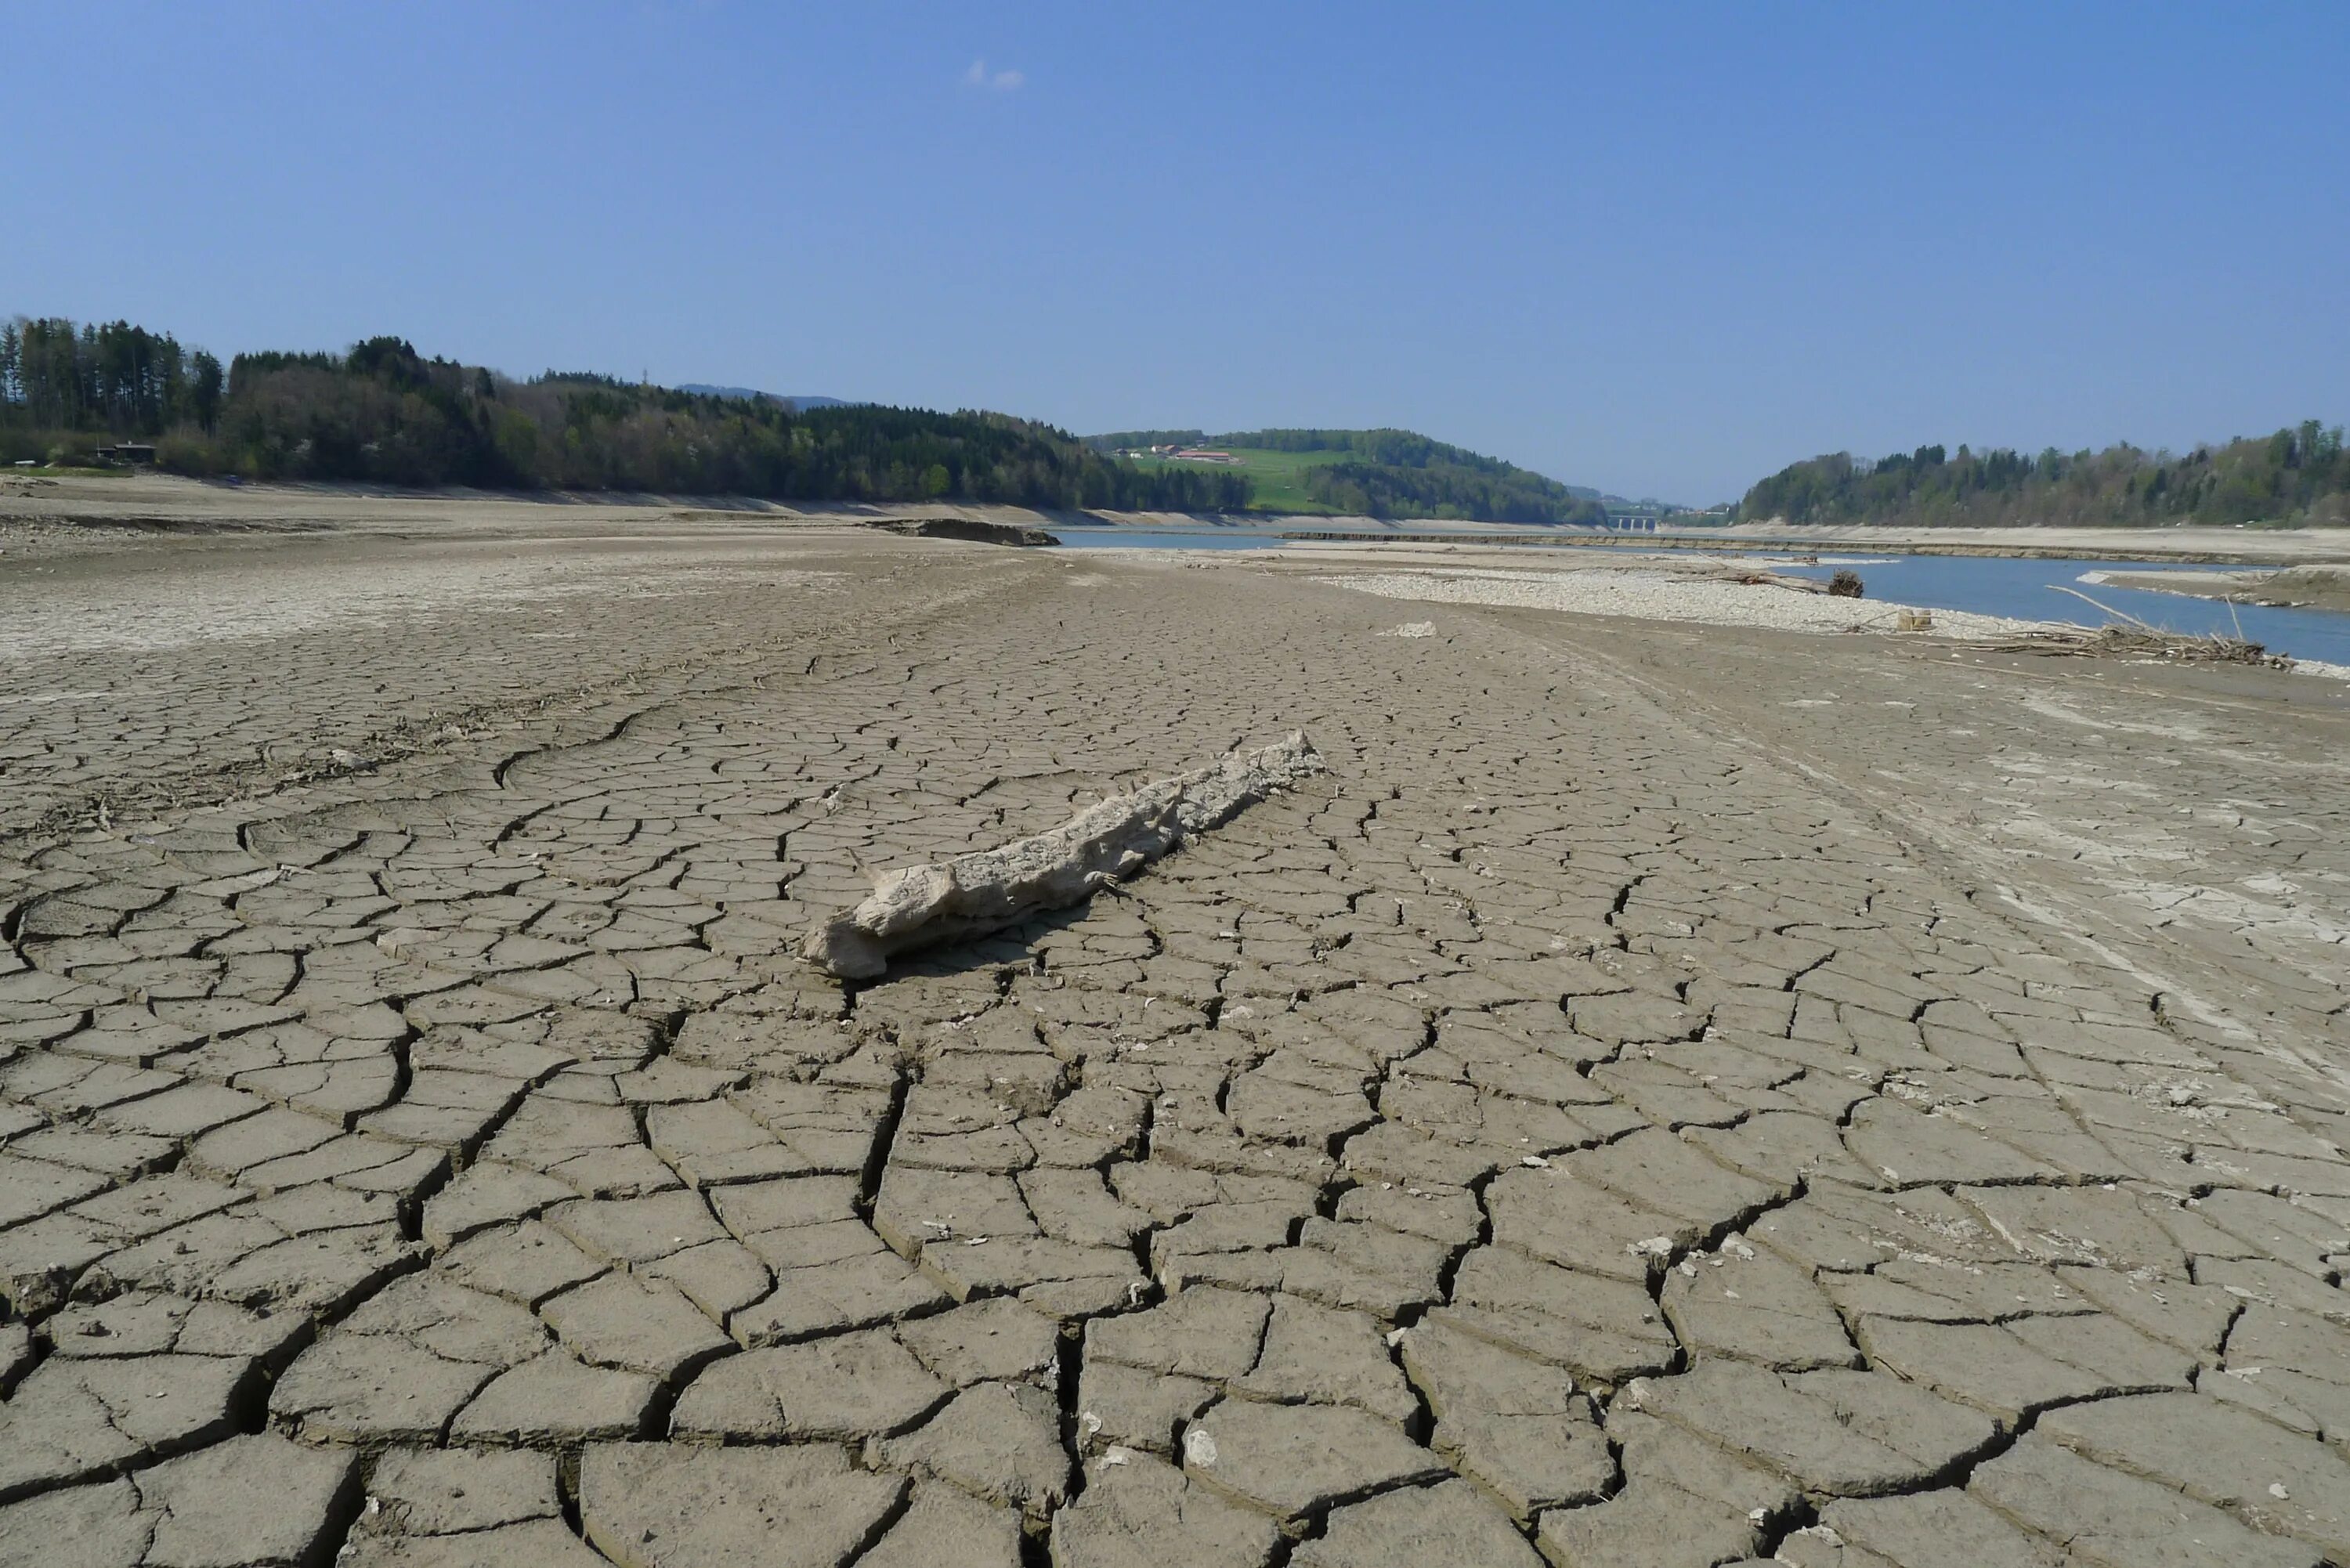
[{"left": 801, "top": 732, "right": 1326, "bottom": 979}]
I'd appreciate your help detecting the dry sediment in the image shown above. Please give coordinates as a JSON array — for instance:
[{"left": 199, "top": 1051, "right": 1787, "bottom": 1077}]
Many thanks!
[
  {"left": 1, "top": 508, "right": 2348, "bottom": 1567},
  {"left": 1309, "top": 564, "right": 2042, "bottom": 640}
]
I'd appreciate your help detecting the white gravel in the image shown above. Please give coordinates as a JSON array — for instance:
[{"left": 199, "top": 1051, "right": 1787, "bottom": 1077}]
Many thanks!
[{"left": 1315, "top": 568, "right": 2048, "bottom": 641}]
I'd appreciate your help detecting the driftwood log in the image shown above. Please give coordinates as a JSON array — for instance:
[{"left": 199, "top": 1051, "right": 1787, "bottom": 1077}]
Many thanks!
[{"left": 801, "top": 732, "right": 1326, "bottom": 979}]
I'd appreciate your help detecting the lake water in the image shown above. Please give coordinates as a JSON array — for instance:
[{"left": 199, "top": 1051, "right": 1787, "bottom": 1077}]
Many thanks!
[
  {"left": 1050, "top": 529, "right": 2350, "bottom": 665},
  {"left": 1764, "top": 554, "right": 2350, "bottom": 667},
  {"left": 1055, "top": 528, "right": 1287, "bottom": 550}
]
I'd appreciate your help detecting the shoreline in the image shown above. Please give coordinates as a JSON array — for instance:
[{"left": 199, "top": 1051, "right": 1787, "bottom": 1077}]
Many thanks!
[
  {"left": 12, "top": 470, "right": 2350, "bottom": 567},
  {"left": 1306, "top": 563, "right": 2041, "bottom": 641},
  {"left": 1278, "top": 527, "right": 2348, "bottom": 565},
  {"left": 9, "top": 474, "right": 2346, "bottom": 675},
  {"left": 1269, "top": 554, "right": 2350, "bottom": 679}
]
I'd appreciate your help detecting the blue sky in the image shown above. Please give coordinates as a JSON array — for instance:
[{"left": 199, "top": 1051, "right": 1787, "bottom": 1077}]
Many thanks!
[{"left": 8, "top": 2, "right": 2345, "bottom": 502}]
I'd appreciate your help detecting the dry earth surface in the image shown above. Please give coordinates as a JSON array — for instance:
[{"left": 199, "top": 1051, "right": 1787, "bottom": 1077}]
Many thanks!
[{"left": 2, "top": 485, "right": 2350, "bottom": 1568}]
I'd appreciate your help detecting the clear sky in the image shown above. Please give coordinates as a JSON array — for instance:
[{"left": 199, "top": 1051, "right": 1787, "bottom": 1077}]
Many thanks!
[{"left": 9, "top": 2, "right": 2345, "bottom": 503}]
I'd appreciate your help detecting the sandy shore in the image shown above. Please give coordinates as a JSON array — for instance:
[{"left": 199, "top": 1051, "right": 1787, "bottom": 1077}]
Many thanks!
[{"left": 3, "top": 486, "right": 2350, "bottom": 1566}]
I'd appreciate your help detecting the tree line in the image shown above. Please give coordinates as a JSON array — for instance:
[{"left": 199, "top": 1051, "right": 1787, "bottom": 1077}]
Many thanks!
[
  {"left": 2, "top": 316, "right": 1251, "bottom": 511},
  {"left": 1, "top": 319, "right": 224, "bottom": 439},
  {"left": 1739, "top": 428, "right": 2350, "bottom": 529}
]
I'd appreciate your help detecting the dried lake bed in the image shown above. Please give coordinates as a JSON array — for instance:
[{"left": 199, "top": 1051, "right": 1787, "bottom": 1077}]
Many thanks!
[{"left": 2, "top": 482, "right": 2349, "bottom": 1567}]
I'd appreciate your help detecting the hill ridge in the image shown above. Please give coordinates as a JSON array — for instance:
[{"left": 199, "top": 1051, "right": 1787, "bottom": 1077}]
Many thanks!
[{"left": 1079, "top": 425, "right": 1613, "bottom": 522}]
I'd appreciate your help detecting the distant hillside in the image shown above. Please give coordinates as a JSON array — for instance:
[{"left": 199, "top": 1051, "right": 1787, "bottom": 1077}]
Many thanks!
[
  {"left": 0, "top": 316, "right": 1249, "bottom": 511},
  {"left": 674, "top": 385, "right": 850, "bottom": 410},
  {"left": 1086, "top": 429, "right": 1208, "bottom": 453},
  {"left": 1083, "top": 426, "right": 1604, "bottom": 523},
  {"left": 1739, "top": 424, "right": 2350, "bottom": 529}
]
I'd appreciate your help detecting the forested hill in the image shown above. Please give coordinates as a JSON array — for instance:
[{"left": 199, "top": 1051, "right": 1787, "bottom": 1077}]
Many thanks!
[
  {"left": 0, "top": 316, "right": 1249, "bottom": 511},
  {"left": 1740, "top": 426, "right": 2350, "bottom": 529},
  {"left": 1083, "top": 426, "right": 1604, "bottom": 523}
]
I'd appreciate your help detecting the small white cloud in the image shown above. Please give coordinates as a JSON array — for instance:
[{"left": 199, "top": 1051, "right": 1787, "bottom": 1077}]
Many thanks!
[{"left": 965, "top": 57, "right": 1023, "bottom": 92}]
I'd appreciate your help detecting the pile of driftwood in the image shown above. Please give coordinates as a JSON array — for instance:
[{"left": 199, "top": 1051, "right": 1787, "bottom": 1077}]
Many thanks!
[
  {"left": 1991, "top": 624, "right": 2292, "bottom": 667},
  {"left": 1994, "top": 586, "right": 2294, "bottom": 668}
]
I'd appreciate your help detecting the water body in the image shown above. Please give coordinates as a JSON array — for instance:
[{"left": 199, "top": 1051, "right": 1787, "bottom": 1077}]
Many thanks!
[
  {"left": 1055, "top": 528, "right": 1286, "bottom": 550},
  {"left": 1053, "top": 529, "right": 2350, "bottom": 663},
  {"left": 1766, "top": 554, "right": 2350, "bottom": 667}
]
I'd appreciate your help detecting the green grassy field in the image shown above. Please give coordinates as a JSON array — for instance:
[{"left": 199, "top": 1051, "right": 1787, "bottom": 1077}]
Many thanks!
[{"left": 1127, "top": 446, "right": 1349, "bottom": 512}]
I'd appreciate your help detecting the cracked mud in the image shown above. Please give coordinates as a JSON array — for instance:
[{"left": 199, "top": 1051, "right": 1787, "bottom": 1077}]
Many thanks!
[{"left": 3, "top": 511, "right": 2350, "bottom": 1568}]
